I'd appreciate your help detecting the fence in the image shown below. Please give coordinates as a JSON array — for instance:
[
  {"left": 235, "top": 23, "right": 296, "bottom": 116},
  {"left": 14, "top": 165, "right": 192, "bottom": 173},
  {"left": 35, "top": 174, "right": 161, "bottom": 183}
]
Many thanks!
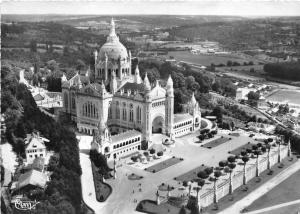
[{"left": 198, "top": 144, "right": 289, "bottom": 208}]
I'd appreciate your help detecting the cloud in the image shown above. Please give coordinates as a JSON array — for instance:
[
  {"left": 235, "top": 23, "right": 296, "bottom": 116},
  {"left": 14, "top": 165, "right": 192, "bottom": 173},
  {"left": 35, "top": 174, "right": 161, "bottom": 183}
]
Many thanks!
[{"left": 2, "top": 0, "right": 300, "bottom": 16}]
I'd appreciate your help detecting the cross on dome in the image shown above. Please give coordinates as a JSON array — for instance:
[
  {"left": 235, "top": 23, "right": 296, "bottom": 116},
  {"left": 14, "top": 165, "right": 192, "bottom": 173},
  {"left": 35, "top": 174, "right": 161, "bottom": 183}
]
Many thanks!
[{"left": 107, "top": 17, "right": 118, "bottom": 43}]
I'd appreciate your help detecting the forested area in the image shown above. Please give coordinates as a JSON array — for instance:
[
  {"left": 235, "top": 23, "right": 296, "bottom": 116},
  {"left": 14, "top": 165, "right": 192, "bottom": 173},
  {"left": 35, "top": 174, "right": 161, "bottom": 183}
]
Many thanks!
[
  {"left": 264, "top": 62, "right": 300, "bottom": 81},
  {"left": 1, "top": 64, "right": 82, "bottom": 213},
  {"left": 275, "top": 126, "right": 300, "bottom": 154}
]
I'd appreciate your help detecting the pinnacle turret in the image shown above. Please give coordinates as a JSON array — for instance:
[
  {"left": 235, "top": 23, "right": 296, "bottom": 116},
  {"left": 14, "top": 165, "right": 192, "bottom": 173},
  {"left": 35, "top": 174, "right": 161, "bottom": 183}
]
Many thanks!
[
  {"left": 134, "top": 65, "right": 142, "bottom": 84},
  {"left": 144, "top": 72, "right": 151, "bottom": 91}
]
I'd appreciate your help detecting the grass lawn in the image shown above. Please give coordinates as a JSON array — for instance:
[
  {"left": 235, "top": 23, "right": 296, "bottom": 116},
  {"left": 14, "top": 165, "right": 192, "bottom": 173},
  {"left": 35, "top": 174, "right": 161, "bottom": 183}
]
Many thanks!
[
  {"left": 145, "top": 157, "right": 183, "bottom": 173},
  {"left": 266, "top": 89, "right": 300, "bottom": 105},
  {"left": 246, "top": 168, "right": 300, "bottom": 212},
  {"left": 136, "top": 200, "right": 191, "bottom": 214},
  {"left": 167, "top": 51, "right": 249, "bottom": 66},
  {"left": 91, "top": 162, "right": 112, "bottom": 202},
  {"left": 174, "top": 165, "right": 208, "bottom": 182},
  {"left": 256, "top": 203, "right": 300, "bottom": 214},
  {"left": 229, "top": 143, "right": 255, "bottom": 155},
  {"left": 201, "top": 119, "right": 208, "bottom": 129},
  {"left": 202, "top": 137, "right": 231, "bottom": 149},
  {"left": 230, "top": 133, "right": 240, "bottom": 137},
  {"left": 201, "top": 156, "right": 297, "bottom": 214}
]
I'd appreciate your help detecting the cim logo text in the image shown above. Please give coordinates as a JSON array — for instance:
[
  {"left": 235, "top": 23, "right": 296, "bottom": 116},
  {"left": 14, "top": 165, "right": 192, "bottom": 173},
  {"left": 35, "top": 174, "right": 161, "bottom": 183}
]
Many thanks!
[{"left": 14, "top": 199, "right": 40, "bottom": 211}]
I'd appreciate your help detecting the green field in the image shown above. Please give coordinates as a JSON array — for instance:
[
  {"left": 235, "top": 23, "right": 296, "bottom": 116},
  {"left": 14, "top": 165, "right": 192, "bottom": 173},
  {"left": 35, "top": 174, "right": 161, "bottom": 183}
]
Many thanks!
[
  {"left": 145, "top": 157, "right": 183, "bottom": 173},
  {"left": 266, "top": 89, "right": 300, "bottom": 105},
  {"left": 167, "top": 51, "right": 254, "bottom": 66},
  {"left": 246, "top": 169, "right": 300, "bottom": 213}
]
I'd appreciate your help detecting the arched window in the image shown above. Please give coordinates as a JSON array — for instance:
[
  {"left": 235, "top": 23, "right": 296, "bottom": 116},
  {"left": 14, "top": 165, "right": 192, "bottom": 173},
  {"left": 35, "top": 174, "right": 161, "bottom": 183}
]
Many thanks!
[
  {"left": 108, "top": 107, "right": 112, "bottom": 119},
  {"left": 123, "top": 108, "right": 127, "bottom": 121},
  {"left": 116, "top": 102, "right": 120, "bottom": 119},
  {"left": 129, "top": 104, "right": 133, "bottom": 122},
  {"left": 64, "top": 93, "right": 68, "bottom": 109},
  {"left": 136, "top": 106, "right": 142, "bottom": 123},
  {"left": 71, "top": 93, "right": 76, "bottom": 110}
]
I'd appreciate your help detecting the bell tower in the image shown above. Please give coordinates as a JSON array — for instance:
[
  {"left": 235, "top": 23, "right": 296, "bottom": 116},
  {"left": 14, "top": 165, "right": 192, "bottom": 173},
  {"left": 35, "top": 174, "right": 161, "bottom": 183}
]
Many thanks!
[{"left": 165, "top": 75, "right": 174, "bottom": 138}]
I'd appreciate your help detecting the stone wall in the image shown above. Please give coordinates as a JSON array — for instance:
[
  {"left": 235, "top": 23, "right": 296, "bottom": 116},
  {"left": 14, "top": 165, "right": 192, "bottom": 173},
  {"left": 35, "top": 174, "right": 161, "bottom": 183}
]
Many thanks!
[{"left": 198, "top": 145, "right": 289, "bottom": 208}]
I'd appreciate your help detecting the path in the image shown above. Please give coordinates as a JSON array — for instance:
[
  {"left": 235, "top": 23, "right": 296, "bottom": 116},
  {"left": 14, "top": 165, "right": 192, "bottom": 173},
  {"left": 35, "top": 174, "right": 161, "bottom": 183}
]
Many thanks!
[
  {"left": 244, "top": 199, "right": 300, "bottom": 214},
  {"left": 218, "top": 159, "right": 300, "bottom": 214}
]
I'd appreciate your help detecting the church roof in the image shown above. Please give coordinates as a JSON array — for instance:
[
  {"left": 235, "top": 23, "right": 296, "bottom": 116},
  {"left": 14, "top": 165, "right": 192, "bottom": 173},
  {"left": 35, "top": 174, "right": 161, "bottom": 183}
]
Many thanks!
[
  {"left": 90, "top": 83, "right": 105, "bottom": 93},
  {"left": 174, "top": 113, "right": 193, "bottom": 124},
  {"left": 65, "top": 69, "right": 77, "bottom": 80},
  {"left": 119, "top": 82, "right": 145, "bottom": 93},
  {"left": 111, "top": 130, "right": 141, "bottom": 143}
]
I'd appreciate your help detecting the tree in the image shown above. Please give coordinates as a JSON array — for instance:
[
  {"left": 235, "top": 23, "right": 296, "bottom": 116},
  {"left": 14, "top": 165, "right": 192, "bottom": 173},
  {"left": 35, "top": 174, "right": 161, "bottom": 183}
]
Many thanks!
[
  {"left": 218, "top": 160, "right": 227, "bottom": 169},
  {"left": 197, "top": 171, "right": 208, "bottom": 179},
  {"left": 149, "top": 148, "right": 155, "bottom": 154},
  {"left": 47, "top": 60, "right": 59, "bottom": 72},
  {"left": 179, "top": 205, "right": 187, "bottom": 214},
  {"left": 227, "top": 60, "right": 233, "bottom": 67},
  {"left": 204, "top": 167, "right": 213, "bottom": 176},
  {"left": 212, "top": 81, "right": 221, "bottom": 93},
  {"left": 213, "top": 170, "right": 222, "bottom": 204},
  {"left": 76, "top": 59, "right": 86, "bottom": 72},
  {"left": 212, "top": 106, "right": 223, "bottom": 124},
  {"left": 254, "top": 150, "right": 261, "bottom": 177},
  {"left": 198, "top": 179, "right": 205, "bottom": 188},
  {"left": 242, "top": 156, "right": 249, "bottom": 185},
  {"left": 227, "top": 156, "right": 236, "bottom": 163},
  {"left": 190, "top": 204, "right": 200, "bottom": 214},
  {"left": 228, "top": 163, "right": 236, "bottom": 194},
  {"left": 247, "top": 91, "right": 260, "bottom": 100},
  {"left": 30, "top": 40, "right": 37, "bottom": 52}
]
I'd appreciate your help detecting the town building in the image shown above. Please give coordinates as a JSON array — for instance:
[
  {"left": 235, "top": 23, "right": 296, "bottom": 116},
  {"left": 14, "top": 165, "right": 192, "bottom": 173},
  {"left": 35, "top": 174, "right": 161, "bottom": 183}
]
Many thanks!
[
  {"left": 61, "top": 18, "right": 201, "bottom": 160},
  {"left": 25, "top": 132, "right": 48, "bottom": 164},
  {"left": 10, "top": 169, "right": 48, "bottom": 196},
  {"left": 235, "top": 87, "right": 257, "bottom": 101}
]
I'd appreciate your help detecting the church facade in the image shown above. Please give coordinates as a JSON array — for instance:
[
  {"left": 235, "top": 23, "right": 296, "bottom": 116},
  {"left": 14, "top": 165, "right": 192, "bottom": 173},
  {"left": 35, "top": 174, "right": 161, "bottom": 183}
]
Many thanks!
[{"left": 61, "top": 19, "right": 201, "bottom": 160}]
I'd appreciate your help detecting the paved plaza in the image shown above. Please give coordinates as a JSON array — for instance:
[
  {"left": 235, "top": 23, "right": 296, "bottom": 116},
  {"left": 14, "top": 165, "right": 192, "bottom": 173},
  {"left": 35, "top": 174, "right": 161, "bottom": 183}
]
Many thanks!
[{"left": 78, "top": 128, "right": 271, "bottom": 214}]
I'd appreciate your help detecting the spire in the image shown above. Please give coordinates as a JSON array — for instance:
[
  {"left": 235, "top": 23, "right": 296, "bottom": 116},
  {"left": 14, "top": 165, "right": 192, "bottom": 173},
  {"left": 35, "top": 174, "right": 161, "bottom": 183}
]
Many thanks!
[
  {"left": 107, "top": 18, "right": 119, "bottom": 42},
  {"left": 94, "top": 50, "right": 98, "bottom": 61},
  {"left": 110, "top": 70, "right": 118, "bottom": 94},
  {"left": 101, "top": 80, "right": 107, "bottom": 94},
  {"left": 134, "top": 65, "right": 142, "bottom": 84},
  {"left": 191, "top": 92, "right": 197, "bottom": 105},
  {"left": 78, "top": 77, "right": 82, "bottom": 89},
  {"left": 110, "top": 18, "right": 116, "bottom": 36},
  {"left": 167, "top": 74, "right": 173, "bottom": 86},
  {"left": 144, "top": 72, "right": 151, "bottom": 91},
  {"left": 156, "top": 79, "right": 160, "bottom": 87}
]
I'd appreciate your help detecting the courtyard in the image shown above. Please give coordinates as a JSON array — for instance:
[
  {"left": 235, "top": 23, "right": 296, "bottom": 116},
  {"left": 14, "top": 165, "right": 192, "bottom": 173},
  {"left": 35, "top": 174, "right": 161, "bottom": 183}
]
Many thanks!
[{"left": 78, "top": 126, "right": 273, "bottom": 214}]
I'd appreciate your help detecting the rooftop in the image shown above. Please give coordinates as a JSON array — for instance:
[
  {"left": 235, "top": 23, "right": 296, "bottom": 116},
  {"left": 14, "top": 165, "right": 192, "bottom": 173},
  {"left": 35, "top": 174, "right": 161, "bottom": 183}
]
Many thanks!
[
  {"left": 119, "top": 82, "right": 145, "bottom": 94},
  {"left": 16, "top": 169, "right": 47, "bottom": 191},
  {"left": 174, "top": 113, "right": 193, "bottom": 124},
  {"left": 111, "top": 129, "right": 141, "bottom": 142}
]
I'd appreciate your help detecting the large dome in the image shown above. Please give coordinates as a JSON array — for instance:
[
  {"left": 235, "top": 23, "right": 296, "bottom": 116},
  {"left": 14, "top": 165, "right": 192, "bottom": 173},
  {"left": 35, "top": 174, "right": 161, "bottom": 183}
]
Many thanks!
[
  {"left": 99, "top": 18, "right": 128, "bottom": 61},
  {"left": 99, "top": 40, "right": 128, "bottom": 60}
]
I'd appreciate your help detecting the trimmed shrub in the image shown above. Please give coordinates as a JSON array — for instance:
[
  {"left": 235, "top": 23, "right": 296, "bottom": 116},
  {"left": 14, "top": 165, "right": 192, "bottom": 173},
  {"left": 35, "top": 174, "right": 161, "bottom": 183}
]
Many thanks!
[
  {"left": 149, "top": 148, "right": 155, "bottom": 154},
  {"left": 157, "top": 151, "right": 163, "bottom": 156}
]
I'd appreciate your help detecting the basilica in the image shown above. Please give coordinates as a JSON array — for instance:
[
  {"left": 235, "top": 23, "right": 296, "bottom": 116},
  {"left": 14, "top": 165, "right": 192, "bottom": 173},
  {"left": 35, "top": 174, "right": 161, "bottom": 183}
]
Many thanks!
[{"left": 61, "top": 19, "right": 201, "bottom": 160}]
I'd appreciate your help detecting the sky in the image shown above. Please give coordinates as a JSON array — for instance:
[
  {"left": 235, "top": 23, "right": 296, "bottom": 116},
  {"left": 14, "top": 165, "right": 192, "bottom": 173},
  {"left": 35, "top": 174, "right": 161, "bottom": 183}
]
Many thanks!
[{"left": 2, "top": 0, "right": 300, "bottom": 16}]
